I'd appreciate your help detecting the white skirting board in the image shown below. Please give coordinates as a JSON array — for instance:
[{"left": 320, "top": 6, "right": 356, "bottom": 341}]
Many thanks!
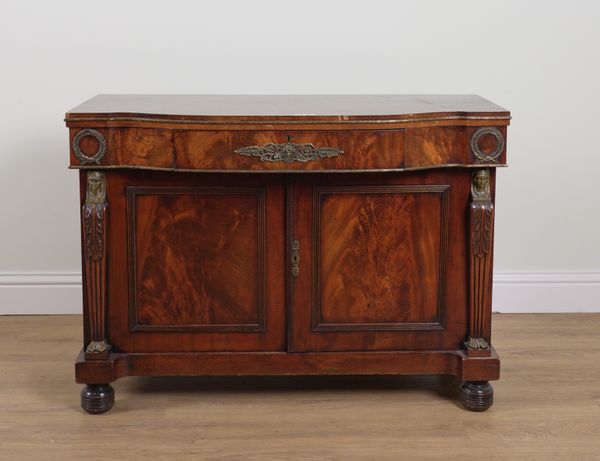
[
  {"left": 1, "top": 272, "right": 599, "bottom": 315},
  {"left": 0, "top": 273, "right": 83, "bottom": 315},
  {"left": 492, "top": 272, "right": 600, "bottom": 313}
]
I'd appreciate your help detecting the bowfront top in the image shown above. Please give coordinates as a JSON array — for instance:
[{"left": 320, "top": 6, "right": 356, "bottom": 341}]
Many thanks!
[
  {"left": 66, "top": 95, "right": 510, "bottom": 172},
  {"left": 66, "top": 94, "right": 510, "bottom": 124}
]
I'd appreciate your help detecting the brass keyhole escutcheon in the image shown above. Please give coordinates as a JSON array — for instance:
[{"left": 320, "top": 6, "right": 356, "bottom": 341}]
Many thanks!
[{"left": 291, "top": 239, "right": 300, "bottom": 277}]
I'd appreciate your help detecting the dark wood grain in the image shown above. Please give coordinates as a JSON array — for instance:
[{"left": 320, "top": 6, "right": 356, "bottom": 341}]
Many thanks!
[
  {"left": 290, "top": 170, "right": 469, "bottom": 352},
  {"left": 128, "top": 187, "right": 266, "bottom": 332},
  {"left": 459, "top": 381, "right": 494, "bottom": 412},
  {"left": 466, "top": 169, "right": 496, "bottom": 356},
  {"left": 69, "top": 127, "right": 174, "bottom": 168},
  {"left": 406, "top": 127, "right": 468, "bottom": 168},
  {"left": 81, "top": 171, "right": 110, "bottom": 360},
  {"left": 75, "top": 348, "right": 500, "bottom": 384},
  {"left": 405, "top": 126, "right": 507, "bottom": 168},
  {"left": 69, "top": 125, "right": 508, "bottom": 171},
  {"left": 106, "top": 171, "right": 286, "bottom": 353},
  {"left": 313, "top": 185, "right": 449, "bottom": 330},
  {"left": 66, "top": 94, "right": 510, "bottom": 123},
  {"left": 69, "top": 95, "right": 508, "bottom": 413},
  {"left": 80, "top": 384, "right": 114, "bottom": 415},
  {"left": 174, "top": 130, "right": 404, "bottom": 171},
  {"left": 119, "top": 128, "right": 174, "bottom": 167}
]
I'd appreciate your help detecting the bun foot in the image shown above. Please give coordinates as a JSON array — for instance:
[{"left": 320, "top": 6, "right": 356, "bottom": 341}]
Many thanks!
[
  {"left": 81, "top": 384, "right": 115, "bottom": 414},
  {"left": 459, "top": 381, "right": 493, "bottom": 412}
]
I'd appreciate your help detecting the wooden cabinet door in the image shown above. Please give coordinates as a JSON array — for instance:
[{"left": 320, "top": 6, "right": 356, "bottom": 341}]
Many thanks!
[
  {"left": 289, "top": 171, "right": 470, "bottom": 352},
  {"left": 105, "top": 172, "right": 286, "bottom": 352}
]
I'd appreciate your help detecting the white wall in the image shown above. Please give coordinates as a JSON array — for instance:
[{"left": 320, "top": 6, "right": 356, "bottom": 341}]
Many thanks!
[{"left": 1, "top": 0, "right": 599, "bottom": 313}]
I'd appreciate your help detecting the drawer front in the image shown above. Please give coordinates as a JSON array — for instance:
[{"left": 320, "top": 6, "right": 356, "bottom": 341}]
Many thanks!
[
  {"left": 70, "top": 127, "right": 174, "bottom": 168},
  {"left": 174, "top": 130, "right": 405, "bottom": 171},
  {"left": 405, "top": 126, "right": 507, "bottom": 168},
  {"left": 70, "top": 126, "right": 507, "bottom": 171}
]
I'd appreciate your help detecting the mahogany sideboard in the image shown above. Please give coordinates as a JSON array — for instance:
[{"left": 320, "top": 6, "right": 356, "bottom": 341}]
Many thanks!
[{"left": 65, "top": 95, "right": 510, "bottom": 414}]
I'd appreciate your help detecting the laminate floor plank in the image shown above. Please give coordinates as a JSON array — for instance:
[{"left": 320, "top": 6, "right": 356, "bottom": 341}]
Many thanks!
[{"left": 0, "top": 314, "right": 598, "bottom": 461}]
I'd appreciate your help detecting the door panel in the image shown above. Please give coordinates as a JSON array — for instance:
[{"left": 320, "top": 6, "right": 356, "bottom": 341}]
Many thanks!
[
  {"left": 315, "top": 185, "right": 448, "bottom": 330},
  {"left": 106, "top": 171, "right": 285, "bottom": 352},
  {"left": 129, "top": 187, "right": 266, "bottom": 332},
  {"left": 290, "top": 171, "right": 469, "bottom": 352}
]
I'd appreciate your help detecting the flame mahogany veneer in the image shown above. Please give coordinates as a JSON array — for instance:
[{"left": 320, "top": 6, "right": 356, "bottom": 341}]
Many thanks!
[{"left": 66, "top": 95, "right": 510, "bottom": 413}]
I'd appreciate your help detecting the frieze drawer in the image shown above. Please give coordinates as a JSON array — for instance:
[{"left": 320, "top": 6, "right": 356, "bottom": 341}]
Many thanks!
[
  {"left": 69, "top": 127, "right": 174, "bottom": 169},
  {"left": 173, "top": 130, "right": 405, "bottom": 171}
]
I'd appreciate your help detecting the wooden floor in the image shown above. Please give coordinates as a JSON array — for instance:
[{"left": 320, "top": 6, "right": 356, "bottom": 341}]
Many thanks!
[{"left": 0, "top": 314, "right": 599, "bottom": 460}]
